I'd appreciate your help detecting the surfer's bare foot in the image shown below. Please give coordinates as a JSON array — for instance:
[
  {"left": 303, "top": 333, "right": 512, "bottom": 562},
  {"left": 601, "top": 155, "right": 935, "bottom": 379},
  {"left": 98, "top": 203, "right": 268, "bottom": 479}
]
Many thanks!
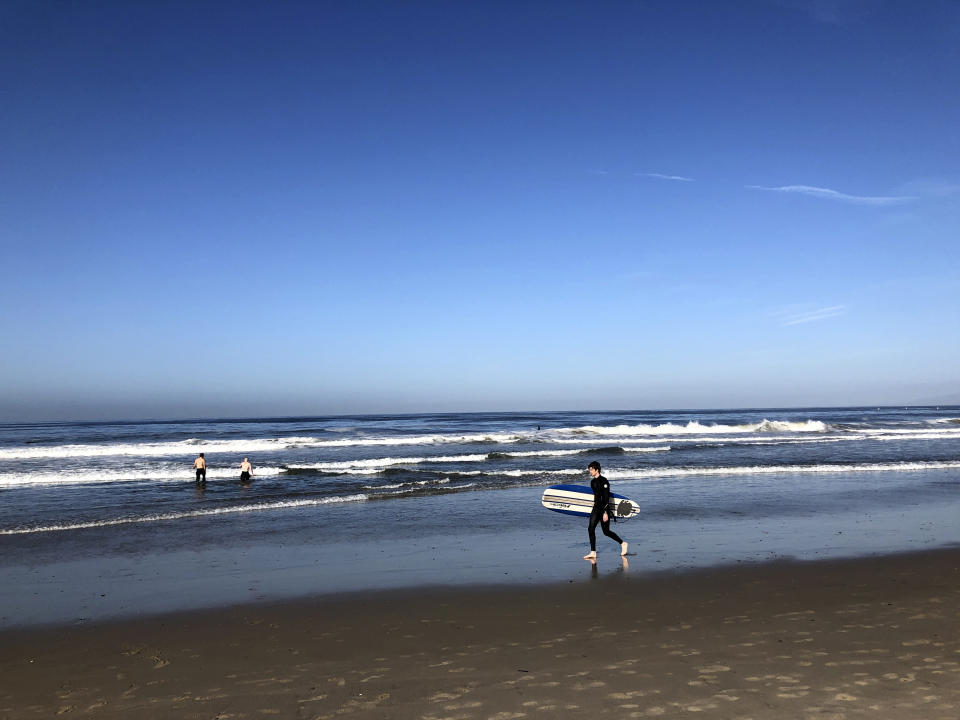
[
  {"left": 583, "top": 551, "right": 596, "bottom": 560},
  {"left": 621, "top": 542, "right": 629, "bottom": 556}
]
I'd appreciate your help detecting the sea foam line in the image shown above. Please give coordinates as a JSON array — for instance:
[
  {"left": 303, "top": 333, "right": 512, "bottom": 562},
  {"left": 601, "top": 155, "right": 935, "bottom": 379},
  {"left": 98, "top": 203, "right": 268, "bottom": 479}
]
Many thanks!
[
  {"left": 0, "top": 466, "right": 285, "bottom": 488},
  {"left": 376, "top": 482, "right": 477, "bottom": 497},
  {"left": 363, "top": 478, "right": 451, "bottom": 490},
  {"left": 287, "top": 454, "right": 489, "bottom": 471},
  {"left": 0, "top": 432, "right": 530, "bottom": 460},
  {"left": 451, "top": 469, "right": 583, "bottom": 477},
  {"left": 1, "top": 421, "right": 952, "bottom": 463},
  {"left": 604, "top": 460, "right": 960, "bottom": 481},
  {"left": 285, "top": 446, "right": 671, "bottom": 473},
  {"left": 533, "top": 434, "right": 858, "bottom": 447},
  {"left": 0, "top": 418, "right": 836, "bottom": 461},
  {"left": 859, "top": 428, "right": 960, "bottom": 438},
  {"left": 0, "top": 437, "right": 330, "bottom": 460},
  {"left": 0, "top": 495, "right": 368, "bottom": 535},
  {"left": 500, "top": 446, "right": 671, "bottom": 456},
  {"left": 558, "top": 419, "right": 828, "bottom": 437}
]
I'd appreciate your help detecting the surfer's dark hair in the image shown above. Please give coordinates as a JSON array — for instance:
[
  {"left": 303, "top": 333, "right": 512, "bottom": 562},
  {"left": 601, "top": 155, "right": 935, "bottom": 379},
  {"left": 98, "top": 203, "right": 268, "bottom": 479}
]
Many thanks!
[{"left": 588, "top": 461, "right": 601, "bottom": 472}]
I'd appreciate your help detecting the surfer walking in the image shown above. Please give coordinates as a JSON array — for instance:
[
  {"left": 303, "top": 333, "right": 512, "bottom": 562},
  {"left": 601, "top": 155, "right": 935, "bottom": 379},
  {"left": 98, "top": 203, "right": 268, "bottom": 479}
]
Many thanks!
[
  {"left": 239, "top": 457, "right": 253, "bottom": 484},
  {"left": 583, "top": 461, "right": 628, "bottom": 560},
  {"left": 193, "top": 452, "right": 207, "bottom": 485}
]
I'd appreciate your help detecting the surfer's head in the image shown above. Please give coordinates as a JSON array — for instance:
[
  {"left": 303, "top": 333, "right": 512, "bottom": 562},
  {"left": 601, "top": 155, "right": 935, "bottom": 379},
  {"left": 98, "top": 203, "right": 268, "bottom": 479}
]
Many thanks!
[{"left": 588, "top": 461, "right": 601, "bottom": 477}]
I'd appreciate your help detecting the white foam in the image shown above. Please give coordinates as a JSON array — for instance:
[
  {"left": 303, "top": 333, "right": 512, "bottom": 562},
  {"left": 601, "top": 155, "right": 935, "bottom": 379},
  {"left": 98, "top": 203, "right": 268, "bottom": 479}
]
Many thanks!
[
  {"left": 499, "top": 469, "right": 582, "bottom": 477},
  {"left": 0, "top": 437, "right": 327, "bottom": 460},
  {"left": 295, "top": 432, "right": 526, "bottom": 447},
  {"left": 603, "top": 460, "right": 960, "bottom": 481},
  {"left": 286, "top": 454, "right": 489, "bottom": 472},
  {"left": 498, "top": 447, "right": 670, "bottom": 456},
  {"left": 362, "top": 478, "right": 451, "bottom": 490},
  {"left": 11, "top": 418, "right": 954, "bottom": 463},
  {"left": 559, "top": 419, "right": 828, "bottom": 437},
  {"left": 442, "top": 469, "right": 583, "bottom": 477},
  {"left": 495, "top": 449, "right": 585, "bottom": 458},
  {"left": 0, "top": 494, "right": 368, "bottom": 535},
  {"left": 0, "top": 432, "right": 528, "bottom": 460},
  {"left": 859, "top": 428, "right": 960, "bottom": 437},
  {"left": 0, "top": 466, "right": 285, "bottom": 488},
  {"left": 378, "top": 482, "right": 476, "bottom": 497},
  {"left": 872, "top": 432, "right": 960, "bottom": 441},
  {"left": 526, "top": 434, "right": 856, "bottom": 447}
]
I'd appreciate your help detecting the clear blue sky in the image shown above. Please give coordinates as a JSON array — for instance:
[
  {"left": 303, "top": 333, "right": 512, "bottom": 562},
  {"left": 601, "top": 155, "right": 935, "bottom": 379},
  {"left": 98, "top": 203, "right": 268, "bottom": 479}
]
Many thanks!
[{"left": 2, "top": 0, "right": 958, "bottom": 421}]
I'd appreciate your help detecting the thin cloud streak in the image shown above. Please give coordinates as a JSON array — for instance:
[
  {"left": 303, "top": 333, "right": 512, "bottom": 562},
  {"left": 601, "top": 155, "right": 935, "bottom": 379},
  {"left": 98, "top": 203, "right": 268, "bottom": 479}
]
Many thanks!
[
  {"left": 781, "top": 305, "right": 847, "bottom": 326},
  {"left": 773, "top": 0, "right": 875, "bottom": 26},
  {"left": 896, "top": 179, "right": 960, "bottom": 198},
  {"left": 748, "top": 184, "right": 917, "bottom": 206},
  {"left": 636, "top": 172, "right": 695, "bottom": 182}
]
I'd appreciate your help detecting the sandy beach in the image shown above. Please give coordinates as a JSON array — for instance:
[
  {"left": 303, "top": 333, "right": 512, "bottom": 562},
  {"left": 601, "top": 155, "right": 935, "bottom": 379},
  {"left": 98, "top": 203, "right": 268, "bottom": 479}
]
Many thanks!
[{"left": 2, "top": 547, "right": 959, "bottom": 719}]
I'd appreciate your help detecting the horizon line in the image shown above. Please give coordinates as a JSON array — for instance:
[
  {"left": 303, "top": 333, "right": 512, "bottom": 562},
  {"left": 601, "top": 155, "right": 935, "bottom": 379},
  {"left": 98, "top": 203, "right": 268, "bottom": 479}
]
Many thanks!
[{"left": 2, "top": 402, "right": 957, "bottom": 426}]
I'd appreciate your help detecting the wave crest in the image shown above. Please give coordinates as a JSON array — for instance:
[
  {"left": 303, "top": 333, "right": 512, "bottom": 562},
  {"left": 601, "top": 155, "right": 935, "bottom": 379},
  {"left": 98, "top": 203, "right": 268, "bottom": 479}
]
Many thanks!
[{"left": 562, "top": 420, "right": 827, "bottom": 437}]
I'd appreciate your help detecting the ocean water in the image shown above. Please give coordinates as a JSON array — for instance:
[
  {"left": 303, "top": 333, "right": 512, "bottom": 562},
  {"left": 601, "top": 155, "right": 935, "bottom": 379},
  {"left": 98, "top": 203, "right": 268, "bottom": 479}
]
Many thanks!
[{"left": 2, "top": 407, "right": 959, "bottom": 626}]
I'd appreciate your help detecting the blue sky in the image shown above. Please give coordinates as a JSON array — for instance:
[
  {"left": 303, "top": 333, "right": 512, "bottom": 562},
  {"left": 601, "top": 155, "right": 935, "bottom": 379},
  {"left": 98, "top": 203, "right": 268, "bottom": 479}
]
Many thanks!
[{"left": 1, "top": 0, "right": 958, "bottom": 421}]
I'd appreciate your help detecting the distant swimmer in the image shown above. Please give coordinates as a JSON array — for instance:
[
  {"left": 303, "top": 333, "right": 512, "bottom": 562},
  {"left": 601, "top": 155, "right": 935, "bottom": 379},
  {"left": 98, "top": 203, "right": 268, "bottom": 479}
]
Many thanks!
[
  {"left": 193, "top": 452, "right": 207, "bottom": 485},
  {"left": 240, "top": 457, "right": 253, "bottom": 484},
  {"left": 582, "top": 461, "right": 628, "bottom": 560}
]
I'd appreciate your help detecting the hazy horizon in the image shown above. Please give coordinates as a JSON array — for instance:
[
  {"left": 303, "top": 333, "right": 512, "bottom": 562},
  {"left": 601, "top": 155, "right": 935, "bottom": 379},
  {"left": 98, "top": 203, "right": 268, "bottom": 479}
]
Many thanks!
[{"left": 4, "top": 396, "right": 959, "bottom": 426}]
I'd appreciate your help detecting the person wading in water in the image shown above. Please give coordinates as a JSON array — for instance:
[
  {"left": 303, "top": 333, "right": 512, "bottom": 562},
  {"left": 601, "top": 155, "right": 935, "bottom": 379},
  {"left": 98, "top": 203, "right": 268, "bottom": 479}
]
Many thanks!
[{"left": 193, "top": 452, "right": 207, "bottom": 486}]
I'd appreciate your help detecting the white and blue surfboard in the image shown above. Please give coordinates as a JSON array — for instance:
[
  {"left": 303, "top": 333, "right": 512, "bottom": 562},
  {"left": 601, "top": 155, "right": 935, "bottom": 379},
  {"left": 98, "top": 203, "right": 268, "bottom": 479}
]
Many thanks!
[{"left": 541, "top": 483, "right": 641, "bottom": 519}]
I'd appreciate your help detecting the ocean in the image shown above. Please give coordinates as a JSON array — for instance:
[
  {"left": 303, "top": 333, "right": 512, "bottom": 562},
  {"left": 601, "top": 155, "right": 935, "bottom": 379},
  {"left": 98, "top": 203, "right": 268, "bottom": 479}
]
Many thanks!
[{"left": 2, "top": 407, "right": 959, "bottom": 626}]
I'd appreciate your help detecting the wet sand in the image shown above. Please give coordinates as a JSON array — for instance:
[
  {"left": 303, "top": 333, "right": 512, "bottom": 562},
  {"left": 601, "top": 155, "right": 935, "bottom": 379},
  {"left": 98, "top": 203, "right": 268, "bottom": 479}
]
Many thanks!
[{"left": 2, "top": 548, "right": 959, "bottom": 719}]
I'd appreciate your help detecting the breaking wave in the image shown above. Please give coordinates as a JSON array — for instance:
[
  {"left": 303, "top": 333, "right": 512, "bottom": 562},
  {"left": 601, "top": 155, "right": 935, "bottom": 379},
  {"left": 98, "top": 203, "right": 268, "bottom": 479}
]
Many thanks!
[{"left": 560, "top": 419, "right": 828, "bottom": 437}]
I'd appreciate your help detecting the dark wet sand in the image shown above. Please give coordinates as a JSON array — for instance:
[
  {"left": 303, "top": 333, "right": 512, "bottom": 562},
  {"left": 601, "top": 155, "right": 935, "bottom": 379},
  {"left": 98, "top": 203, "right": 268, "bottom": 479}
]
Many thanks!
[{"left": 2, "top": 548, "right": 959, "bottom": 719}]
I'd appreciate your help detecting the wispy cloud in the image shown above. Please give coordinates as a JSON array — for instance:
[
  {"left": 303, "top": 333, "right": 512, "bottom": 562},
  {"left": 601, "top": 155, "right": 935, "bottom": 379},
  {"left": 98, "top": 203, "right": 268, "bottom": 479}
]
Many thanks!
[
  {"left": 748, "top": 184, "right": 917, "bottom": 206},
  {"left": 635, "top": 172, "right": 695, "bottom": 182},
  {"left": 895, "top": 178, "right": 960, "bottom": 198},
  {"left": 776, "top": 305, "right": 847, "bottom": 326},
  {"left": 773, "top": 0, "right": 875, "bottom": 26}
]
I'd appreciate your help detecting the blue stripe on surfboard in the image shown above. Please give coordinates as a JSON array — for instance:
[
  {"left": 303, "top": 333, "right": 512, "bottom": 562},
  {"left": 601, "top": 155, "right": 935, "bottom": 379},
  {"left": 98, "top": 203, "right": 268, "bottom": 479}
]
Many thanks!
[
  {"left": 545, "top": 483, "right": 630, "bottom": 501},
  {"left": 541, "top": 506, "right": 593, "bottom": 518}
]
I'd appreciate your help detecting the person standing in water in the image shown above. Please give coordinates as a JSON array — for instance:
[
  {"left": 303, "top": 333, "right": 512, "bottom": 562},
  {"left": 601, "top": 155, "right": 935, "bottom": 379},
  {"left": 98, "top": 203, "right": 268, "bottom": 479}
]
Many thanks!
[
  {"left": 239, "top": 457, "right": 253, "bottom": 484},
  {"left": 193, "top": 452, "right": 207, "bottom": 485},
  {"left": 583, "top": 461, "right": 628, "bottom": 560}
]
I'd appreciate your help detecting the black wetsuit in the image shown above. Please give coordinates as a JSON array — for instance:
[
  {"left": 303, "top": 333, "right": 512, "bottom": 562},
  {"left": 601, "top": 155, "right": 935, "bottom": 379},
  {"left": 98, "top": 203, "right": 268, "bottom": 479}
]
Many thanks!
[{"left": 588, "top": 473, "right": 623, "bottom": 552}]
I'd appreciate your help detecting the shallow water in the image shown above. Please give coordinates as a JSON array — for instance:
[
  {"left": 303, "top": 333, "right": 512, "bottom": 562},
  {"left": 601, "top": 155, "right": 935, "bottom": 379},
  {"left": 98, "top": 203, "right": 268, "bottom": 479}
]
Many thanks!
[{"left": 1, "top": 407, "right": 959, "bottom": 626}]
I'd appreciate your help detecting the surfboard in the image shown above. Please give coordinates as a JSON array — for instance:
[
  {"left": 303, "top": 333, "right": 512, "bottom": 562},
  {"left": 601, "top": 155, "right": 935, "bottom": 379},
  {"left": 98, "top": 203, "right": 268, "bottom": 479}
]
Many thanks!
[{"left": 541, "top": 484, "right": 641, "bottom": 519}]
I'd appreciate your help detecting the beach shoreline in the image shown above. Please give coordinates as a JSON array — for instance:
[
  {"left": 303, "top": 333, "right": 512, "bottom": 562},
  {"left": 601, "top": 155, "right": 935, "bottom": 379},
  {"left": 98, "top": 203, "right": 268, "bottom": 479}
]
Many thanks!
[
  {"left": 3, "top": 546, "right": 959, "bottom": 719},
  {"left": 5, "top": 469, "right": 959, "bottom": 631}
]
